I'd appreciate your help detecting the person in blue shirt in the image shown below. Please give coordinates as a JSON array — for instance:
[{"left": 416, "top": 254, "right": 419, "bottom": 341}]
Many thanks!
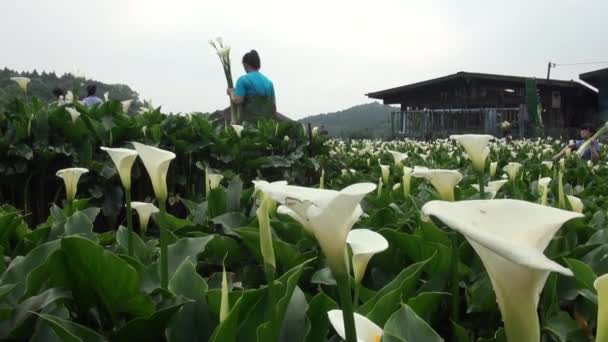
[
  {"left": 554, "top": 123, "right": 601, "bottom": 161},
  {"left": 82, "top": 84, "right": 103, "bottom": 107},
  {"left": 227, "top": 50, "right": 276, "bottom": 121}
]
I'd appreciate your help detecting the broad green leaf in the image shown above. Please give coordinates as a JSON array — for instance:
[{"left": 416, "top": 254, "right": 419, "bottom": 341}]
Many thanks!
[
  {"left": 33, "top": 313, "right": 106, "bottom": 342},
  {"left": 111, "top": 303, "right": 183, "bottom": 342},
  {"left": 564, "top": 258, "right": 598, "bottom": 304},
  {"left": 278, "top": 286, "right": 309, "bottom": 342},
  {"left": 48, "top": 236, "right": 154, "bottom": 317},
  {"left": 305, "top": 292, "right": 338, "bottom": 342},
  {"left": 382, "top": 304, "right": 444, "bottom": 342},
  {"left": 406, "top": 292, "right": 449, "bottom": 324}
]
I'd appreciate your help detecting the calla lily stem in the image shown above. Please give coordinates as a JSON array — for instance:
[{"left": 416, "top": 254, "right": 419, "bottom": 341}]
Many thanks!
[
  {"left": 335, "top": 273, "right": 357, "bottom": 342},
  {"left": 450, "top": 233, "right": 460, "bottom": 322},
  {"left": 159, "top": 200, "right": 169, "bottom": 289},
  {"left": 478, "top": 172, "right": 485, "bottom": 200},
  {"left": 265, "top": 263, "right": 278, "bottom": 341},
  {"left": 125, "top": 188, "right": 134, "bottom": 256}
]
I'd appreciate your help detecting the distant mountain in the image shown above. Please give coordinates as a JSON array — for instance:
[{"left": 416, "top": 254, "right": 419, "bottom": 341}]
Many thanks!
[
  {"left": 299, "top": 102, "right": 399, "bottom": 138},
  {"left": 0, "top": 68, "right": 141, "bottom": 111}
]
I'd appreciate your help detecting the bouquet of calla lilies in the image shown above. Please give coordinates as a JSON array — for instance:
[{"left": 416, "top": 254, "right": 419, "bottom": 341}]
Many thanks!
[{"left": 210, "top": 37, "right": 239, "bottom": 123}]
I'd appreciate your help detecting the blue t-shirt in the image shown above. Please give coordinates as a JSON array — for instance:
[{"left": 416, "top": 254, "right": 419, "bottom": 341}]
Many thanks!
[
  {"left": 83, "top": 96, "right": 103, "bottom": 107},
  {"left": 575, "top": 140, "right": 601, "bottom": 160},
  {"left": 234, "top": 71, "right": 275, "bottom": 98}
]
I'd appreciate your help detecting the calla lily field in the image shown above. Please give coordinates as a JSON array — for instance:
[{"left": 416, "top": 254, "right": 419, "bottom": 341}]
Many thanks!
[{"left": 1, "top": 95, "right": 608, "bottom": 341}]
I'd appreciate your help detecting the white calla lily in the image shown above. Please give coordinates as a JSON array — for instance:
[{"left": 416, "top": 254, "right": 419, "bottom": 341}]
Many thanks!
[
  {"left": 328, "top": 310, "right": 382, "bottom": 342},
  {"left": 66, "top": 107, "right": 80, "bottom": 123},
  {"left": 104, "top": 92, "right": 110, "bottom": 102},
  {"left": 387, "top": 150, "right": 408, "bottom": 167},
  {"left": 231, "top": 124, "right": 244, "bottom": 138},
  {"left": 208, "top": 173, "right": 224, "bottom": 190},
  {"left": 411, "top": 168, "right": 463, "bottom": 201},
  {"left": 121, "top": 99, "right": 133, "bottom": 113},
  {"left": 567, "top": 195, "right": 584, "bottom": 213},
  {"left": 65, "top": 90, "right": 74, "bottom": 103},
  {"left": 346, "top": 229, "right": 389, "bottom": 284},
  {"left": 422, "top": 199, "right": 583, "bottom": 342},
  {"left": 450, "top": 134, "right": 494, "bottom": 172},
  {"left": 379, "top": 164, "right": 390, "bottom": 184},
  {"left": 259, "top": 182, "right": 376, "bottom": 274},
  {"left": 490, "top": 161, "right": 498, "bottom": 178},
  {"left": 100, "top": 147, "right": 138, "bottom": 189},
  {"left": 402, "top": 166, "right": 413, "bottom": 196},
  {"left": 538, "top": 177, "right": 551, "bottom": 206},
  {"left": 472, "top": 180, "right": 508, "bottom": 199},
  {"left": 131, "top": 142, "right": 176, "bottom": 202},
  {"left": 503, "top": 162, "right": 522, "bottom": 181},
  {"left": 130, "top": 202, "right": 159, "bottom": 233},
  {"left": 56, "top": 167, "right": 89, "bottom": 202},
  {"left": 10, "top": 77, "right": 30, "bottom": 93},
  {"left": 541, "top": 161, "right": 553, "bottom": 171},
  {"left": 595, "top": 274, "right": 608, "bottom": 342}
]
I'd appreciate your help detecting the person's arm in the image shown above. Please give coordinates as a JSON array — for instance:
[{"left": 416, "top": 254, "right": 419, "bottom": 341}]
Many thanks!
[
  {"left": 590, "top": 141, "right": 600, "bottom": 162},
  {"left": 227, "top": 77, "right": 246, "bottom": 105},
  {"left": 553, "top": 145, "right": 570, "bottom": 160}
]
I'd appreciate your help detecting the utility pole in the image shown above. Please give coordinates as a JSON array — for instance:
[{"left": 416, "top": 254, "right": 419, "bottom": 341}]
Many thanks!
[{"left": 546, "top": 62, "right": 556, "bottom": 80}]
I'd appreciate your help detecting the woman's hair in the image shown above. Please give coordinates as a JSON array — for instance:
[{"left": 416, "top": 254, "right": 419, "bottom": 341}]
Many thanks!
[
  {"left": 52, "top": 87, "right": 65, "bottom": 98},
  {"left": 242, "top": 50, "right": 261, "bottom": 69},
  {"left": 86, "top": 84, "right": 97, "bottom": 96}
]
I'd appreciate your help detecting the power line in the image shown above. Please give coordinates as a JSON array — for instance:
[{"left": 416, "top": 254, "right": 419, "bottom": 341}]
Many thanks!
[{"left": 554, "top": 61, "right": 608, "bottom": 67}]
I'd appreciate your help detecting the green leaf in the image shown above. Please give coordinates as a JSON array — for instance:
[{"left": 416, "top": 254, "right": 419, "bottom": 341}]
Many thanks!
[
  {"left": 32, "top": 312, "right": 106, "bottom": 342},
  {"left": 64, "top": 211, "right": 95, "bottom": 239},
  {"left": 278, "top": 286, "right": 309, "bottom": 342},
  {"left": 3, "top": 288, "right": 71, "bottom": 339},
  {"left": 406, "top": 292, "right": 449, "bottom": 324},
  {"left": 382, "top": 304, "right": 444, "bottom": 342},
  {"left": 116, "top": 226, "right": 153, "bottom": 263},
  {"left": 169, "top": 257, "right": 208, "bottom": 300},
  {"left": 111, "top": 303, "right": 183, "bottom": 342},
  {"left": 360, "top": 257, "right": 429, "bottom": 316},
  {"left": 564, "top": 258, "right": 598, "bottom": 304},
  {"left": 543, "top": 311, "right": 580, "bottom": 342},
  {"left": 304, "top": 292, "right": 338, "bottom": 342},
  {"left": 48, "top": 236, "right": 154, "bottom": 317}
]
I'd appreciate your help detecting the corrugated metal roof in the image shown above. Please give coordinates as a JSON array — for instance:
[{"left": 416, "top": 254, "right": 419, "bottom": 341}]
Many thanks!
[
  {"left": 580, "top": 68, "right": 608, "bottom": 88},
  {"left": 366, "top": 71, "right": 595, "bottom": 99}
]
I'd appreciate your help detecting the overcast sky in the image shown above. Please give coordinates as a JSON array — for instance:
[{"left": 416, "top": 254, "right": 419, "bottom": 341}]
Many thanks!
[{"left": 1, "top": 0, "right": 607, "bottom": 119}]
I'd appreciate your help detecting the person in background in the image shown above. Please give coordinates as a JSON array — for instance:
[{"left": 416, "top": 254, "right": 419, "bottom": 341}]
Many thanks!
[
  {"left": 226, "top": 50, "right": 276, "bottom": 121},
  {"left": 82, "top": 84, "right": 103, "bottom": 107},
  {"left": 52, "top": 87, "right": 67, "bottom": 105},
  {"left": 554, "top": 123, "right": 600, "bottom": 161}
]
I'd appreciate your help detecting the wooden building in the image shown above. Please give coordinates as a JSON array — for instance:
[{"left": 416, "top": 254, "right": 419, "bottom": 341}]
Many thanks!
[
  {"left": 366, "top": 72, "right": 598, "bottom": 138},
  {"left": 580, "top": 68, "right": 608, "bottom": 122}
]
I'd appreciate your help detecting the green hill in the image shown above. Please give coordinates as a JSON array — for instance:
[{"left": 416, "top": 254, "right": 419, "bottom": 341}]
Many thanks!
[
  {"left": 299, "top": 102, "right": 399, "bottom": 138},
  {"left": 0, "top": 67, "right": 141, "bottom": 111}
]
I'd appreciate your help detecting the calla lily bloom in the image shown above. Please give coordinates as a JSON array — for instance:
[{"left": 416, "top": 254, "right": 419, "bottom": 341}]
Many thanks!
[
  {"left": 259, "top": 182, "right": 376, "bottom": 275},
  {"left": 328, "top": 310, "right": 382, "bottom": 342},
  {"left": 100, "top": 147, "right": 138, "bottom": 190},
  {"left": 595, "top": 274, "right": 608, "bottom": 342},
  {"left": 346, "top": 229, "right": 389, "bottom": 284},
  {"left": 208, "top": 173, "right": 224, "bottom": 190},
  {"left": 490, "top": 161, "right": 498, "bottom": 178},
  {"left": 541, "top": 161, "right": 553, "bottom": 171},
  {"left": 402, "top": 166, "right": 413, "bottom": 196},
  {"left": 65, "top": 90, "right": 74, "bottom": 103},
  {"left": 567, "top": 195, "right": 584, "bottom": 213},
  {"left": 538, "top": 177, "right": 551, "bottom": 206},
  {"left": 379, "top": 164, "right": 390, "bottom": 184},
  {"left": 231, "top": 124, "right": 244, "bottom": 138},
  {"left": 10, "top": 77, "right": 30, "bottom": 93},
  {"left": 56, "top": 167, "right": 89, "bottom": 202},
  {"left": 131, "top": 142, "right": 176, "bottom": 202},
  {"left": 104, "top": 92, "right": 110, "bottom": 102},
  {"left": 130, "top": 202, "right": 159, "bottom": 233},
  {"left": 503, "top": 162, "right": 522, "bottom": 181},
  {"left": 220, "top": 264, "right": 230, "bottom": 323},
  {"left": 121, "top": 99, "right": 133, "bottom": 113},
  {"left": 411, "top": 168, "right": 463, "bottom": 201},
  {"left": 66, "top": 107, "right": 80, "bottom": 123},
  {"left": 450, "top": 134, "right": 494, "bottom": 172},
  {"left": 472, "top": 180, "right": 508, "bottom": 199},
  {"left": 387, "top": 150, "right": 408, "bottom": 167},
  {"left": 422, "top": 199, "right": 583, "bottom": 342}
]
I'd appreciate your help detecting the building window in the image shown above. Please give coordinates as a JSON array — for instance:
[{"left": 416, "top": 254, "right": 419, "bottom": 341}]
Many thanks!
[{"left": 551, "top": 91, "right": 561, "bottom": 109}]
